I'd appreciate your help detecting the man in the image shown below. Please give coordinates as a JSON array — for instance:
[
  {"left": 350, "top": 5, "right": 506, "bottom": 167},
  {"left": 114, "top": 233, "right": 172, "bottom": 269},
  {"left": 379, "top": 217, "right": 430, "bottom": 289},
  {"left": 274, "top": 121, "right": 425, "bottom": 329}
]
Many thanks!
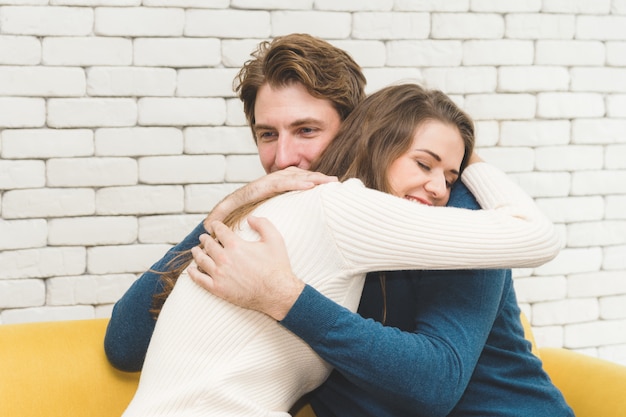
[{"left": 105, "top": 34, "right": 572, "bottom": 416}]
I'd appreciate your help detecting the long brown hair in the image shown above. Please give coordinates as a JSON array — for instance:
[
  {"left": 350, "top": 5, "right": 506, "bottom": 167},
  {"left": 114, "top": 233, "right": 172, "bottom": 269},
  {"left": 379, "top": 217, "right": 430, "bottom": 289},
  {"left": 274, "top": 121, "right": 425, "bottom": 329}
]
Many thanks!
[{"left": 151, "top": 83, "right": 475, "bottom": 316}]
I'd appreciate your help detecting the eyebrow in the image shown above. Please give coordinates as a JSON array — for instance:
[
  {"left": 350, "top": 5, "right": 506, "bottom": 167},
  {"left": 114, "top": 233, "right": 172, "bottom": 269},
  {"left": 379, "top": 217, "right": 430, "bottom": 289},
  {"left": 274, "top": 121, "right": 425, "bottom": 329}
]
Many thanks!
[
  {"left": 254, "top": 118, "right": 324, "bottom": 132},
  {"left": 415, "top": 148, "right": 460, "bottom": 176}
]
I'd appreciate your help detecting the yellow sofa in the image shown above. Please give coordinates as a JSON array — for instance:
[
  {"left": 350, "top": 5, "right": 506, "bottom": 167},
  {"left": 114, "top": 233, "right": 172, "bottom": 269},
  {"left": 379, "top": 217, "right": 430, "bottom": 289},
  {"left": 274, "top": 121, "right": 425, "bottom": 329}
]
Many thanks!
[{"left": 1, "top": 317, "right": 626, "bottom": 417}]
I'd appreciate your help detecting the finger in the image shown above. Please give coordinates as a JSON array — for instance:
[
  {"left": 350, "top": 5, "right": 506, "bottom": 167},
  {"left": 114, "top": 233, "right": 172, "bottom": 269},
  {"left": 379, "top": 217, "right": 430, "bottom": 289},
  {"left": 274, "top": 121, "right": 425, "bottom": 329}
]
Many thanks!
[
  {"left": 187, "top": 264, "right": 215, "bottom": 291},
  {"left": 306, "top": 171, "right": 338, "bottom": 185},
  {"left": 191, "top": 244, "right": 218, "bottom": 276},
  {"left": 210, "top": 221, "right": 242, "bottom": 248},
  {"left": 247, "top": 216, "right": 284, "bottom": 245}
]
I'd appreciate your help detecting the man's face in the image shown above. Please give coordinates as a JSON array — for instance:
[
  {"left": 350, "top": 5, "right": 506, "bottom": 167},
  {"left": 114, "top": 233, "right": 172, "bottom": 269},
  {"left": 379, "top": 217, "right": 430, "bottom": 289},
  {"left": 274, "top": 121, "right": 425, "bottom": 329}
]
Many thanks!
[{"left": 253, "top": 83, "right": 342, "bottom": 173}]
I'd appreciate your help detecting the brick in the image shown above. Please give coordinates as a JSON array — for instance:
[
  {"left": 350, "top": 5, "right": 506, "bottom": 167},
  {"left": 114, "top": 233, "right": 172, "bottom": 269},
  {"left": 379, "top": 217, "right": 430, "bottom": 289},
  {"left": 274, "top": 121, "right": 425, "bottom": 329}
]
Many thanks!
[
  {"left": 463, "top": 94, "right": 535, "bottom": 120},
  {"left": 95, "top": 7, "right": 184, "bottom": 36},
  {"left": 500, "top": 120, "right": 570, "bottom": 147},
  {"left": 0, "top": 280, "right": 45, "bottom": 309},
  {"left": 531, "top": 325, "right": 563, "bottom": 348},
  {"left": 537, "top": 93, "right": 605, "bottom": 119},
  {"left": 532, "top": 298, "right": 599, "bottom": 326},
  {"left": 0, "top": 219, "right": 47, "bottom": 250},
  {"left": 474, "top": 121, "right": 499, "bottom": 147},
  {"left": 42, "top": 37, "right": 132, "bottom": 66},
  {"left": 221, "top": 39, "right": 266, "bottom": 68},
  {"left": 606, "top": 144, "right": 626, "bottom": 169},
  {"left": 96, "top": 185, "right": 184, "bottom": 215},
  {"left": 613, "top": 0, "right": 626, "bottom": 14},
  {"left": 1, "top": 128, "right": 93, "bottom": 159},
  {"left": 0, "top": 97, "right": 45, "bottom": 128},
  {"left": 2, "top": 188, "right": 95, "bottom": 219},
  {"left": 51, "top": 0, "right": 141, "bottom": 4},
  {"left": 505, "top": 13, "right": 574, "bottom": 39},
  {"left": 48, "top": 216, "right": 138, "bottom": 246},
  {"left": 184, "top": 127, "right": 256, "bottom": 155},
  {"left": 568, "top": 221, "right": 626, "bottom": 247},
  {"left": 331, "top": 40, "right": 386, "bottom": 68},
  {"left": 564, "top": 319, "right": 626, "bottom": 348},
  {"left": 226, "top": 98, "right": 247, "bottom": 126},
  {"left": 572, "top": 170, "right": 626, "bottom": 195},
  {"left": 0, "top": 160, "right": 46, "bottom": 190},
  {"left": 432, "top": 13, "right": 504, "bottom": 39},
  {"left": 272, "top": 11, "right": 351, "bottom": 38},
  {"left": 0, "top": 35, "right": 40, "bottom": 65},
  {"left": 312, "top": 0, "right": 391, "bottom": 11},
  {"left": 184, "top": 183, "right": 242, "bottom": 214},
  {"left": 0, "top": 6, "right": 93, "bottom": 36},
  {"left": 569, "top": 271, "right": 626, "bottom": 298},
  {"left": 47, "top": 98, "right": 137, "bottom": 128},
  {"left": 133, "top": 38, "right": 221, "bottom": 67},
  {"left": 177, "top": 68, "right": 239, "bottom": 97},
  {"left": 46, "top": 274, "right": 137, "bottom": 305},
  {"left": 607, "top": 42, "right": 626, "bottom": 66},
  {"left": 534, "top": 247, "right": 603, "bottom": 276},
  {"left": 599, "top": 344, "right": 626, "bottom": 367},
  {"left": 422, "top": 67, "right": 497, "bottom": 94},
  {"left": 0, "top": 247, "right": 86, "bottom": 280},
  {"left": 606, "top": 196, "right": 626, "bottom": 219},
  {"left": 87, "top": 244, "right": 173, "bottom": 274},
  {"left": 498, "top": 66, "right": 569, "bottom": 92},
  {"left": 225, "top": 155, "right": 265, "bottom": 183},
  {"left": 535, "top": 146, "right": 603, "bottom": 171},
  {"left": 185, "top": 9, "right": 269, "bottom": 38},
  {"left": 535, "top": 40, "right": 605, "bottom": 66},
  {"left": 508, "top": 172, "right": 571, "bottom": 198},
  {"left": 513, "top": 275, "right": 567, "bottom": 303},
  {"left": 0, "top": 66, "right": 84, "bottom": 96},
  {"left": 536, "top": 196, "right": 604, "bottom": 223},
  {"left": 0, "top": 305, "right": 94, "bottom": 324},
  {"left": 139, "top": 155, "right": 225, "bottom": 184},
  {"left": 143, "top": 0, "right": 227, "bottom": 6},
  {"left": 600, "top": 295, "right": 626, "bottom": 320},
  {"left": 463, "top": 40, "right": 534, "bottom": 66},
  {"left": 353, "top": 12, "right": 429, "bottom": 39},
  {"left": 138, "top": 98, "right": 226, "bottom": 126},
  {"left": 478, "top": 147, "right": 534, "bottom": 173},
  {"left": 577, "top": 15, "right": 626, "bottom": 40},
  {"left": 230, "top": 0, "right": 310, "bottom": 9},
  {"left": 395, "top": 0, "right": 468, "bottom": 11},
  {"left": 608, "top": 95, "right": 626, "bottom": 117},
  {"left": 542, "top": 0, "right": 611, "bottom": 13},
  {"left": 386, "top": 40, "right": 462, "bottom": 67},
  {"left": 571, "top": 68, "right": 626, "bottom": 93},
  {"left": 87, "top": 67, "right": 176, "bottom": 97},
  {"left": 572, "top": 119, "right": 626, "bottom": 144},
  {"left": 47, "top": 157, "right": 137, "bottom": 187},
  {"left": 138, "top": 214, "right": 204, "bottom": 244},
  {"left": 95, "top": 127, "right": 183, "bottom": 156},
  {"left": 604, "top": 245, "right": 626, "bottom": 270},
  {"left": 472, "top": 0, "right": 540, "bottom": 12}
]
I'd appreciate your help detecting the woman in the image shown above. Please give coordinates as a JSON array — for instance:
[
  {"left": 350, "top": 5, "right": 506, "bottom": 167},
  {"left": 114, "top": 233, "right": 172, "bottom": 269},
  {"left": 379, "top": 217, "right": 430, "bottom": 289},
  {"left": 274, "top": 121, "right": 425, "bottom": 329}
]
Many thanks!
[{"left": 122, "top": 84, "right": 561, "bottom": 416}]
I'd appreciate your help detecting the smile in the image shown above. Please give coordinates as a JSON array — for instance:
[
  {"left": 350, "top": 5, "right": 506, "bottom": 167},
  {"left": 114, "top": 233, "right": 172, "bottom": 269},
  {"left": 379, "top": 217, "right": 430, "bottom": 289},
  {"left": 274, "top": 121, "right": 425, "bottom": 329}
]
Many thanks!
[{"left": 404, "top": 195, "right": 432, "bottom": 206}]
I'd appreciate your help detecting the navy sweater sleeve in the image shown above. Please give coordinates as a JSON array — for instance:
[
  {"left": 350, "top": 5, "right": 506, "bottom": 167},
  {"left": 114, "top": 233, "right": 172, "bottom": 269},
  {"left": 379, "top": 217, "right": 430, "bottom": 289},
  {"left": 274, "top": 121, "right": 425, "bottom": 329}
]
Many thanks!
[{"left": 104, "top": 221, "right": 207, "bottom": 372}]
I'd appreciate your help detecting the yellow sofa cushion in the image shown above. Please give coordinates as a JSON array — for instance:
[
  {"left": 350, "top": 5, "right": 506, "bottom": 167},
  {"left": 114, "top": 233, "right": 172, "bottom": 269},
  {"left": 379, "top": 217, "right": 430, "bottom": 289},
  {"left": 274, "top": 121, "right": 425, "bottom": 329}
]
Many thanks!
[{"left": 0, "top": 318, "right": 139, "bottom": 417}]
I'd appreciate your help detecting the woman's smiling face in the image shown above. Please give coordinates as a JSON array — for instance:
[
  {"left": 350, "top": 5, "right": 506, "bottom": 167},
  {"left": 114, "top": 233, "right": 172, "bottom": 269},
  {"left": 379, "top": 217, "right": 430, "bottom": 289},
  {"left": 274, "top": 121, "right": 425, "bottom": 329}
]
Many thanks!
[{"left": 386, "top": 119, "right": 466, "bottom": 207}]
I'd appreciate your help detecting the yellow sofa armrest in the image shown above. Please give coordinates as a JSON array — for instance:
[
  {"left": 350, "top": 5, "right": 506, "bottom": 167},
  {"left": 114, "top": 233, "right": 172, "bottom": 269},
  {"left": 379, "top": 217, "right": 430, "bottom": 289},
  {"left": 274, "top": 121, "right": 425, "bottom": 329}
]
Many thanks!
[
  {"left": 0, "top": 319, "right": 139, "bottom": 417},
  {"left": 539, "top": 347, "right": 626, "bottom": 417}
]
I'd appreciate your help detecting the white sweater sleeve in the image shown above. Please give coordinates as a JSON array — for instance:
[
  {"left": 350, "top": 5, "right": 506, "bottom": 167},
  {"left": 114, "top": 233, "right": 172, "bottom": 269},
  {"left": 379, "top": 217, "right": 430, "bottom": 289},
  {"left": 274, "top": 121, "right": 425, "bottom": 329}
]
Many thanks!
[{"left": 321, "top": 162, "right": 561, "bottom": 272}]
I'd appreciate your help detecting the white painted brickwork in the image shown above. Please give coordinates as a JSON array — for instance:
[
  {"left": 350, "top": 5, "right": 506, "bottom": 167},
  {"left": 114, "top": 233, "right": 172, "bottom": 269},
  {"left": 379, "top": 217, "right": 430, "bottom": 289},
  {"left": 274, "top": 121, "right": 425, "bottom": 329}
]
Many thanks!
[{"left": 1, "top": 1, "right": 625, "bottom": 366}]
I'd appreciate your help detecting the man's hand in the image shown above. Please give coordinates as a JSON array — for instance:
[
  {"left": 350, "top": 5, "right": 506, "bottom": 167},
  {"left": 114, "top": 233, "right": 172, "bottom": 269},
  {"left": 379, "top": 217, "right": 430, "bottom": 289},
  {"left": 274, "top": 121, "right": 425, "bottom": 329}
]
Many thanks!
[
  {"left": 204, "top": 167, "right": 337, "bottom": 230},
  {"left": 188, "top": 216, "right": 305, "bottom": 321}
]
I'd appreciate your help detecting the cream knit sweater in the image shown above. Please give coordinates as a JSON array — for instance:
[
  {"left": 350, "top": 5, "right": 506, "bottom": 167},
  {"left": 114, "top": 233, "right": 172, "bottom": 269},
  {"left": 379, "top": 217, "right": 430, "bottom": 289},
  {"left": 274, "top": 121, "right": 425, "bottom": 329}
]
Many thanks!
[{"left": 122, "top": 163, "right": 560, "bottom": 417}]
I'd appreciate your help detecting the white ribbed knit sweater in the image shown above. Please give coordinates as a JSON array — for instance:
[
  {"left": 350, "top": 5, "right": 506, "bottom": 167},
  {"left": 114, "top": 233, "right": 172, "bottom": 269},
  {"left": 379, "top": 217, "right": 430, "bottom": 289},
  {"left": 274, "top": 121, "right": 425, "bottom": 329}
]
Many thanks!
[{"left": 122, "top": 163, "right": 560, "bottom": 417}]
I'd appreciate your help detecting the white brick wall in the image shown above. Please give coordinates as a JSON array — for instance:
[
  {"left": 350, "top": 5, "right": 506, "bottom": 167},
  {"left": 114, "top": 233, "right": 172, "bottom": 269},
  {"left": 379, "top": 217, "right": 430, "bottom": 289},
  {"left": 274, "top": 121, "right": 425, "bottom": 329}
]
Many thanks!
[{"left": 1, "top": 2, "right": 625, "bottom": 367}]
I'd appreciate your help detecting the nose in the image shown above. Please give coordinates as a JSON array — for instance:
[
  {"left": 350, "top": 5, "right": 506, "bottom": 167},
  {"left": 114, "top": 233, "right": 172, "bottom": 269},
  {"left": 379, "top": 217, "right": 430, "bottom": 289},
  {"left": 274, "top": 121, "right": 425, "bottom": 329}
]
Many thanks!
[
  {"left": 424, "top": 173, "right": 447, "bottom": 199},
  {"left": 273, "top": 136, "right": 301, "bottom": 170}
]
